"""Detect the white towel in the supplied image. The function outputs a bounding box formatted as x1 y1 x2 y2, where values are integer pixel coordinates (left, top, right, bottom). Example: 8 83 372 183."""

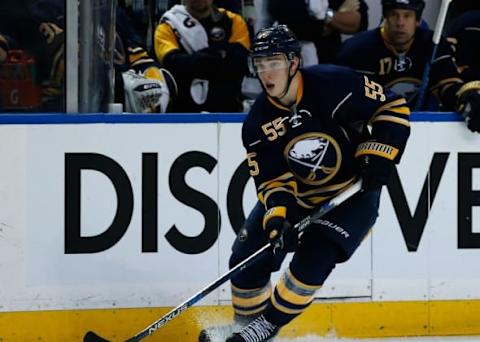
161 5 209 105
161 5 209 53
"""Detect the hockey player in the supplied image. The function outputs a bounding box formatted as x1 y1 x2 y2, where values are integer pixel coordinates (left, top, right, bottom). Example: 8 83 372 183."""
336 0 480 133
115 6 177 113
200 24 410 342
447 10 480 83
446 10 480 133
0 0 65 111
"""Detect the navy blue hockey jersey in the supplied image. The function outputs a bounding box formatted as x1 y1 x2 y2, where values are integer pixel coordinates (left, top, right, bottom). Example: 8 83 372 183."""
337 27 463 110
242 65 410 211
447 10 480 82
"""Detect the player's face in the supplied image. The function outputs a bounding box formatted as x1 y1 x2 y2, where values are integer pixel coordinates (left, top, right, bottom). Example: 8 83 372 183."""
254 55 291 97
384 9 420 46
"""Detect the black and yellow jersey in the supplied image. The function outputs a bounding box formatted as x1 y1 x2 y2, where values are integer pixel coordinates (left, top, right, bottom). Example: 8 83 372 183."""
154 6 250 112
243 65 410 210
337 26 463 110
155 7 249 63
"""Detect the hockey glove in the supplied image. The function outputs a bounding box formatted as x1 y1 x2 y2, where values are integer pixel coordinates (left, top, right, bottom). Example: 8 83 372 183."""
263 206 298 253
358 154 395 192
457 82 480 133
199 46 227 60
122 66 177 113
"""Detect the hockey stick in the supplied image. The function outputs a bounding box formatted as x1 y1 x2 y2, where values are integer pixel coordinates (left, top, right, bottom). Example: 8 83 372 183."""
414 0 452 110
84 179 363 342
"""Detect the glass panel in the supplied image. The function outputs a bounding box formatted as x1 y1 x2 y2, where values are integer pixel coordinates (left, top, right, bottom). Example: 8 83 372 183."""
79 0 116 113
0 0 65 112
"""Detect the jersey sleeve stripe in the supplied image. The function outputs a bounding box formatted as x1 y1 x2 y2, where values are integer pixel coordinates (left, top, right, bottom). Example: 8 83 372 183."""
355 141 399 161
429 77 463 91
372 98 408 117
261 187 296 205
258 172 295 191
370 115 410 127
295 178 357 208
384 106 410 115
432 54 452 64
260 180 297 193
456 81 480 97
297 177 356 197
295 198 316 209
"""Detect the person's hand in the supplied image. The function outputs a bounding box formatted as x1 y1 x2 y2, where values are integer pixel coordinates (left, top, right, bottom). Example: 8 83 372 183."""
338 0 360 12
198 46 227 60
457 89 480 133
307 0 330 20
263 206 298 252
358 154 395 192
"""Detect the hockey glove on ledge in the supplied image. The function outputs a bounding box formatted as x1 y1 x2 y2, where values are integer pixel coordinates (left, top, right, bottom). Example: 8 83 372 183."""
358 154 395 192
263 206 298 252
457 81 480 133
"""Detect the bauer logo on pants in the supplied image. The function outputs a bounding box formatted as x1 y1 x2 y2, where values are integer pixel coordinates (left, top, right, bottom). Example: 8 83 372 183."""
314 218 350 239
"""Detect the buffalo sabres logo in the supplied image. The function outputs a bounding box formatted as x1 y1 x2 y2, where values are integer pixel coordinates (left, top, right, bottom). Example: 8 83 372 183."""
289 108 312 128
210 27 226 42
284 133 341 185
394 54 413 72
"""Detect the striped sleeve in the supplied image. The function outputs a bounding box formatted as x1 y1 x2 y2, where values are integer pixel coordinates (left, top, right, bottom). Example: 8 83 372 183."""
362 96 411 163
257 172 297 205
369 97 410 128
427 38 464 110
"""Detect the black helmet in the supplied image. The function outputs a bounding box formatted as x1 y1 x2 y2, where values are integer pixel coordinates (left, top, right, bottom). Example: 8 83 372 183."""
382 0 425 18
250 25 301 61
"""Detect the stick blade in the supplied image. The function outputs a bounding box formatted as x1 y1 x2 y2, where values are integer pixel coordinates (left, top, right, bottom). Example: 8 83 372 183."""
84 331 111 342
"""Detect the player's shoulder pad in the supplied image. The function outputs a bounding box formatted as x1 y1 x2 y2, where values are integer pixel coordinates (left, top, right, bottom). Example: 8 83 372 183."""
243 93 268 128
414 26 434 43
303 64 359 84
341 28 380 53
447 10 480 36
242 93 268 146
